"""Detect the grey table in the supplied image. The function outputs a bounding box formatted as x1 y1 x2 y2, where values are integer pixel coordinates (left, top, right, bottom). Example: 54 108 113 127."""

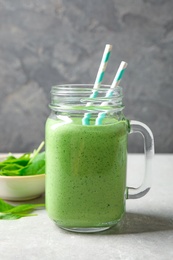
0 154 173 260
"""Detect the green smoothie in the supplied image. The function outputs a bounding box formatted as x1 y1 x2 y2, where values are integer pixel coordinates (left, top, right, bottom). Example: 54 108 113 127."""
45 116 128 229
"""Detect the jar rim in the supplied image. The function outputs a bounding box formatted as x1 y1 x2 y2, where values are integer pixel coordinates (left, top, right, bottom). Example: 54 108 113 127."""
49 84 124 113
51 84 122 94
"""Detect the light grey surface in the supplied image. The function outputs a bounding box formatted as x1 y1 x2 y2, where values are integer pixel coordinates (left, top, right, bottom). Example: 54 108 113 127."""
0 1 173 153
0 154 173 260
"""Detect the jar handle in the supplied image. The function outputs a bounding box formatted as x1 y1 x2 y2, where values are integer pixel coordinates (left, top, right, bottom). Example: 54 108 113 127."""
127 120 155 199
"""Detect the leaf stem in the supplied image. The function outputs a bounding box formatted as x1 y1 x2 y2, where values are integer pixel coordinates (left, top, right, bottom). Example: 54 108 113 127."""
29 141 45 164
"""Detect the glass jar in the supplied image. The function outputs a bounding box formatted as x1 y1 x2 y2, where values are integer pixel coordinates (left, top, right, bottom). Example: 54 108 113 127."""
45 84 154 233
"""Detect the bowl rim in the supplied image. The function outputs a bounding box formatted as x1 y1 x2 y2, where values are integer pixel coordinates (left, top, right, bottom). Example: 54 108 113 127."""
0 173 45 179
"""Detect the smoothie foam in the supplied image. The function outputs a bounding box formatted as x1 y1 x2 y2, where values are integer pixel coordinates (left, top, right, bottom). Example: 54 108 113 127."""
46 117 127 228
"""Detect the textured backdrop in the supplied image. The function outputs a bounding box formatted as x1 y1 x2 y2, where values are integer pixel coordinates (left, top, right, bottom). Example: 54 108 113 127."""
0 0 172 153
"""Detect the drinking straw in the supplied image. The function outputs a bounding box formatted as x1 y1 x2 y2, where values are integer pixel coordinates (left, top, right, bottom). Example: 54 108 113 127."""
104 61 128 101
95 61 128 125
89 44 112 98
82 44 112 125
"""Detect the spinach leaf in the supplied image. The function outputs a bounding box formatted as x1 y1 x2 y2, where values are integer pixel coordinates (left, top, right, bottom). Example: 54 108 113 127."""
2 164 23 171
19 159 45 176
0 164 23 176
0 198 14 212
31 151 45 163
0 170 20 176
0 155 30 167
5 204 45 214
0 141 45 176
0 198 45 220
0 213 37 220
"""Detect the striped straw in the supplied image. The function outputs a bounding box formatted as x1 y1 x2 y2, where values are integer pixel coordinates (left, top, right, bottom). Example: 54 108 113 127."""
95 61 128 125
106 61 128 99
86 44 112 105
82 44 112 125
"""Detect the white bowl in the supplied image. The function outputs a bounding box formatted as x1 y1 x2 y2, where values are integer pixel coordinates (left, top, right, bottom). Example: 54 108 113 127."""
0 174 45 201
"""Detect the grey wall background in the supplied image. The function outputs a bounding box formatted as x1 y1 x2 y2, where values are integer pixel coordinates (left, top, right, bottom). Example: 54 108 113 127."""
0 0 172 153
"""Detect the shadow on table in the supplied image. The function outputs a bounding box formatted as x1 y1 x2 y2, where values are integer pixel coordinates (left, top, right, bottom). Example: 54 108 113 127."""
27 193 45 204
99 212 173 235
27 196 173 235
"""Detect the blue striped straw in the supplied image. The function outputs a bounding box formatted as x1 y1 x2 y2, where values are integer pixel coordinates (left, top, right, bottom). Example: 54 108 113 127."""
105 61 128 99
90 44 112 98
82 44 112 125
95 61 128 125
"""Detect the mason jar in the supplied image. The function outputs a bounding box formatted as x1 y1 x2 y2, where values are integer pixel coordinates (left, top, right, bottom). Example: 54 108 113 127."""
45 84 154 233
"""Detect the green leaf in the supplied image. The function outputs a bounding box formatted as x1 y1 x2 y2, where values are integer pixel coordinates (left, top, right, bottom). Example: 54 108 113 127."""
1 164 23 176
0 198 45 220
6 155 16 160
31 151 45 163
19 159 45 176
0 198 14 212
6 204 45 214
2 164 23 171
0 141 45 176
19 153 31 160
0 157 29 167
0 213 21 220
0 170 20 176
0 213 37 220
0 163 10 170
